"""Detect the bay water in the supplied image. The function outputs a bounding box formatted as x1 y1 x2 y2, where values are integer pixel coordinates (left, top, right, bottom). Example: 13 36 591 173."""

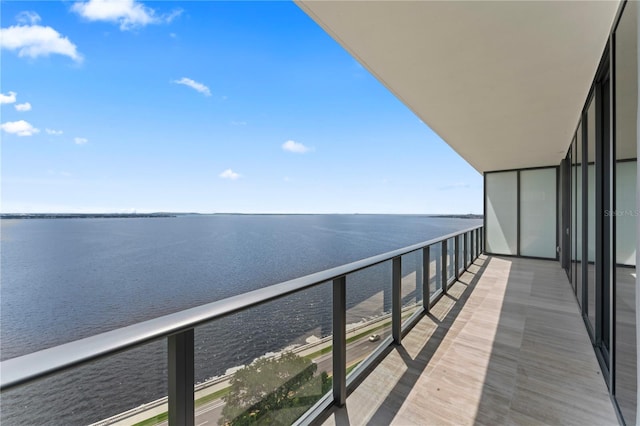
0 215 481 425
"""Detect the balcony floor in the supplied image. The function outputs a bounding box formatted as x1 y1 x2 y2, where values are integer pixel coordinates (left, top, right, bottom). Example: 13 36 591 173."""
322 255 618 425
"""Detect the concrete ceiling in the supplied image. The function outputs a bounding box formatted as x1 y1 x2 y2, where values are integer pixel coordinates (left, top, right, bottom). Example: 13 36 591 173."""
296 0 620 173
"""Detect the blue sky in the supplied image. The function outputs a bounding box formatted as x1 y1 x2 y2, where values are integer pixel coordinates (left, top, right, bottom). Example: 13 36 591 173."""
1 1 482 214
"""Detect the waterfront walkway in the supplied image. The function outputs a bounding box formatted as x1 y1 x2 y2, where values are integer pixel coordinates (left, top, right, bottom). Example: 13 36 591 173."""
321 255 618 425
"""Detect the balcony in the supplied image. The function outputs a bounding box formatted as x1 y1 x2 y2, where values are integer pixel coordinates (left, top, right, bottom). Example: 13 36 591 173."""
321 255 618 425
0 226 620 425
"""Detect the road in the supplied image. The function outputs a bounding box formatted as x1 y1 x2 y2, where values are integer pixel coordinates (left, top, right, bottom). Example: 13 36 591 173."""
163 325 393 426
314 327 392 373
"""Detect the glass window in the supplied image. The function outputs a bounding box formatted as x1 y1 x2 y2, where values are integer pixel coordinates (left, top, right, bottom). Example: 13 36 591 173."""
575 122 583 307
520 168 557 258
614 2 638 423
485 171 518 255
586 95 596 332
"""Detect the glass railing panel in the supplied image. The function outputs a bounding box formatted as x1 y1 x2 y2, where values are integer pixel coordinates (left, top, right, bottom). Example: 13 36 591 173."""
430 242 443 298
192 281 332 426
0 341 167 425
400 251 422 321
447 237 455 284
346 260 391 376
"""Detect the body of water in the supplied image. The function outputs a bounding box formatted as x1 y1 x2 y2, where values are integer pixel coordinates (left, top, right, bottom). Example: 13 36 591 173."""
0 214 480 425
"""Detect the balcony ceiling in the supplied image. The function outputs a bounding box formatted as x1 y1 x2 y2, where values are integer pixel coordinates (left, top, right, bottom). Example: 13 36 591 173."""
296 1 620 173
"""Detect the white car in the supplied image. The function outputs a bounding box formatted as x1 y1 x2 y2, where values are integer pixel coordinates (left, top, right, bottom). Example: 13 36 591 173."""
368 334 381 342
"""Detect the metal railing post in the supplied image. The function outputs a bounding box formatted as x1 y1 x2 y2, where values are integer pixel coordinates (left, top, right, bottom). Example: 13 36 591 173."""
332 276 346 406
168 329 194 426
464 232 469 269
442 240 448 293
454 235 460 281
392 256 402 344
422 246 430 313
470 231 474 263
471 229 478 260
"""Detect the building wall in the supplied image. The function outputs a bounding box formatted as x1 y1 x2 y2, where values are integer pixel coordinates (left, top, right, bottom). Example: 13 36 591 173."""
483 3 638 423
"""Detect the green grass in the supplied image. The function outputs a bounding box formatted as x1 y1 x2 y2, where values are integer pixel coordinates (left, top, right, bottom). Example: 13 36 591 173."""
195 386 231 406
346 361 361 376
132 386 231 426
132 411 168 426
303 344 333 361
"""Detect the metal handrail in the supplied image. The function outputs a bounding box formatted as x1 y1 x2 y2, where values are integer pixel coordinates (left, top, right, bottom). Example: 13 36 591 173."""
0 224 483 422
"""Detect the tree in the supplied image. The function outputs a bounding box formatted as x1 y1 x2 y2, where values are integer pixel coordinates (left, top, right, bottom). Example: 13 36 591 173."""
220 352 330 425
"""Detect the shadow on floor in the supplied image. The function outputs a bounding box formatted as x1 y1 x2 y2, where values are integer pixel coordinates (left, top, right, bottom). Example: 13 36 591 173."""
318 255 490 425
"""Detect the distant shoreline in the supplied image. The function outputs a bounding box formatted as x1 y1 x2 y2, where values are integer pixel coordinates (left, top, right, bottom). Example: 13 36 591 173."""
0 213 482 220
0 213 177 219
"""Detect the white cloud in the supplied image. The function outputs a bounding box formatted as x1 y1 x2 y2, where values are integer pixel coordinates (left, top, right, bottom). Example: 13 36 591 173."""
163 9 182 24
16 11 41 25
0 24 82 62
219 169 241 180
15 102 32 112
71 0 182 31
173 77 211 96
46 128 63 135
74 137 88 145
1 120 40 136
0 91 17 104
282 140 312 154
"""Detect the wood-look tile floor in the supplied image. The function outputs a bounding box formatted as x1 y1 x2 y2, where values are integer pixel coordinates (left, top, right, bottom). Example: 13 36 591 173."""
321 255 618 426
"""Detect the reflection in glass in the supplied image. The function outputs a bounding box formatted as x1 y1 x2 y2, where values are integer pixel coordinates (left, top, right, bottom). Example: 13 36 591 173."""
614 2 637 423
